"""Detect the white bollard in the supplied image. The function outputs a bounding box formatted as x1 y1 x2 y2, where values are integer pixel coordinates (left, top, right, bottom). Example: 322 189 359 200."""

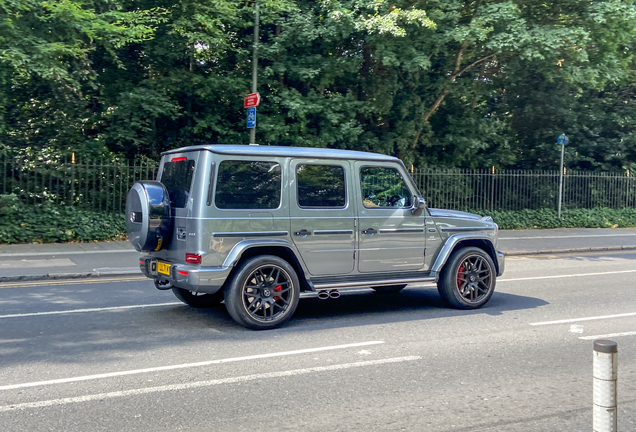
593 339 618 432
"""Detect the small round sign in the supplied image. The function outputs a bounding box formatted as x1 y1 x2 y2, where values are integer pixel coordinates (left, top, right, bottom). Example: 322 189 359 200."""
557 134 569 146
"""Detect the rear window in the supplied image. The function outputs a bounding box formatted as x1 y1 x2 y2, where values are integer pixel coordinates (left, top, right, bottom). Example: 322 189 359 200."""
215 161 281 209
161 159 195 208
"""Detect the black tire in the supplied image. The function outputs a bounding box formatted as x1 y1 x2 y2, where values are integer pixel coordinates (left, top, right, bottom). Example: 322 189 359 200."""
371 284 407 294
224 255 300 330
172 287 224 308
437 247 496 309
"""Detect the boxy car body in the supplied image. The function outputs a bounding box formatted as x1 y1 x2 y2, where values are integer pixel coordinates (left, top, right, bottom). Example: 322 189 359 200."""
126 145 505 329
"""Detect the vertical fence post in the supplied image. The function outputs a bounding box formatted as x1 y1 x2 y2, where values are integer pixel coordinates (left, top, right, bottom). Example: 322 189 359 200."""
626 170 630 209
593 339 618 432
490 166 495 212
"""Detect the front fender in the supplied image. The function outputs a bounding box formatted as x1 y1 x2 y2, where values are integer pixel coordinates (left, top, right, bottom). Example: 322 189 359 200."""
430 233 502 275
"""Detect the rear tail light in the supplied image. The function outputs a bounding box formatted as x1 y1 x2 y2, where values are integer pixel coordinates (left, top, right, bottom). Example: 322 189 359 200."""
185 253 201 264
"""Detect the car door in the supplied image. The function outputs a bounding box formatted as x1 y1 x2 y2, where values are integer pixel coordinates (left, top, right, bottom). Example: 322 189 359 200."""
289 159 355 276
354 162 426 273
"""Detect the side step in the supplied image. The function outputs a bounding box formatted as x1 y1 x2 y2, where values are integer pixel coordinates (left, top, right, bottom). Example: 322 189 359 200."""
309 273 437 291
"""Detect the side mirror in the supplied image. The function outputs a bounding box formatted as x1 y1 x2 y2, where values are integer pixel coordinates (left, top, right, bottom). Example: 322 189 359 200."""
411 196 426 214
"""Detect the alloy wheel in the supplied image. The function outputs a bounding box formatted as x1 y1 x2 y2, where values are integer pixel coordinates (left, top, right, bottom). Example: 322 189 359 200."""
241 265 293 322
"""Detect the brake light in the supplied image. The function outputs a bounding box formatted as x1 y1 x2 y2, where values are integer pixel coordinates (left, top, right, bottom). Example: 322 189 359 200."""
185 253 201 264
171 157 187 162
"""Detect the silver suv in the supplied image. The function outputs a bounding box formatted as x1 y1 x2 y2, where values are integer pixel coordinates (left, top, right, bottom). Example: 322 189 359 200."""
126 145 505 329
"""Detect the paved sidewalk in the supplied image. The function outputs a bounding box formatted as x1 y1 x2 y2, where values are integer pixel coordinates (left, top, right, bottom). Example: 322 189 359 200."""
1 228 635 282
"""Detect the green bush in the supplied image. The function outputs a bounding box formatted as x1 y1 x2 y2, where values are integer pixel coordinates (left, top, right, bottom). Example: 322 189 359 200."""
2 194 636 243
483 208 636 230
0 196 126 244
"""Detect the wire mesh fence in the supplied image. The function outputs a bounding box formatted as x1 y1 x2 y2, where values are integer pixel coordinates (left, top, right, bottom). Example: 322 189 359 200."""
1 148 634 213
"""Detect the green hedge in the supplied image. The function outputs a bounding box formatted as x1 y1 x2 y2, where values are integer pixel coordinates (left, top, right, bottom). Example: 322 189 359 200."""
0 195 125 244
2 194 636 243
483 208 636 230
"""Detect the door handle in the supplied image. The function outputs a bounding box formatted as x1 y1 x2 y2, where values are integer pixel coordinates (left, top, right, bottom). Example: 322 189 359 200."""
294 229 311 237
362 228 377 236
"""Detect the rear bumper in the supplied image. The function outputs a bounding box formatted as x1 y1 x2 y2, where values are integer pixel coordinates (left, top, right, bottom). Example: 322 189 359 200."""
140 257 231 294
496 251 505 277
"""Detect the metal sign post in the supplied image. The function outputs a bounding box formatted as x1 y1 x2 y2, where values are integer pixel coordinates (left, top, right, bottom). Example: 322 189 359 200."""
249 1 259 144
557 134 568 218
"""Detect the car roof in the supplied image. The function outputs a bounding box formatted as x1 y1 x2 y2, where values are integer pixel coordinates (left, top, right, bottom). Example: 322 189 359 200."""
162 144 400 163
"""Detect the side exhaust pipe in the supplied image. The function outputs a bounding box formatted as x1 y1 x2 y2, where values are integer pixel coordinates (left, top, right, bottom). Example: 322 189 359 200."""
329 289 340 299
318 290 330 300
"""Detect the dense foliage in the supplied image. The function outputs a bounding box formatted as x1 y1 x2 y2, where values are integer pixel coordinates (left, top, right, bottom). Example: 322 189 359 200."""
2 192 636 243
2 0 636 171
0 195 125 243
485 207 636 229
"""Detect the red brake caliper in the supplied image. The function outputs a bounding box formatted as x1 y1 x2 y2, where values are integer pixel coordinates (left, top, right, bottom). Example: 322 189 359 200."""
457 264 465 291
273 285 282 301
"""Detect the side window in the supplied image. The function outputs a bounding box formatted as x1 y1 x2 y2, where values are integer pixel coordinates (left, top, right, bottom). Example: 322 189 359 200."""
360 166 412 209
297 164 346 208
215 161 281 209
161 158 195 209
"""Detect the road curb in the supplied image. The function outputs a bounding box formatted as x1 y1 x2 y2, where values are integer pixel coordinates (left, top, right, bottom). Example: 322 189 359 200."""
0 270 142 283
1 245 635 283
504 245 636 256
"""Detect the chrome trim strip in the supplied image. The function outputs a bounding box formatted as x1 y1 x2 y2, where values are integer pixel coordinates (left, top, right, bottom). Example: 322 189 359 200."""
313 230 354 235
312 276 436 290
212 231 289 238
378 228 425 234
440 226 494 233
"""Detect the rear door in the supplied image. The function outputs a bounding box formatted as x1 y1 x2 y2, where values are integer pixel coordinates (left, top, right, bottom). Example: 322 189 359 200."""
157 151 200 261
289 159 355 276
354 162 426 273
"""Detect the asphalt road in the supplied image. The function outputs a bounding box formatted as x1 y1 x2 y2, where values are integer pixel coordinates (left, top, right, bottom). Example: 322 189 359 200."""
1 250 636 431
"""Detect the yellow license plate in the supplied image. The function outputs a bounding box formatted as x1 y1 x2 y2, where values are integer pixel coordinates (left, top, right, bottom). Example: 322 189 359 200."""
157 262 171 275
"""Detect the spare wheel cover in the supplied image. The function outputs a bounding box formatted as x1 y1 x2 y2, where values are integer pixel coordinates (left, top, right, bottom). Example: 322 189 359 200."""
125 181 172 252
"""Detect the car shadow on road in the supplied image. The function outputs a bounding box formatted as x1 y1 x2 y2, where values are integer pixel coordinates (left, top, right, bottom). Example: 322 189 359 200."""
0 286 547 370
284 286 548 330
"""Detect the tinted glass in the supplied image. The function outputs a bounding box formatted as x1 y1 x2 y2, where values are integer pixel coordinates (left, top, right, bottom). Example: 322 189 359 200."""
360 166 412 208
161 159 195 208
297 164 345 208
215 161 281 209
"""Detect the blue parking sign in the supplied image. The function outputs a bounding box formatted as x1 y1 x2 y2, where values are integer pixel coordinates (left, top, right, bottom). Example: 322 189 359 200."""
247 107 256 128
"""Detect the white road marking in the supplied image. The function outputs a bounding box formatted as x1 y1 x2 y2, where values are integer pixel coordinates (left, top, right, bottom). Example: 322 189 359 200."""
0 302 182 319
0 341 385 391
531 312 636 326
0 356 419 412
579 331 636 340
498 269 636 283
499 234 636 240
569 325 584 334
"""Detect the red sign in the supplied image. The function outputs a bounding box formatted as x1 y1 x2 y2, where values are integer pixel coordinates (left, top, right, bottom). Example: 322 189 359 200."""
244 92 261 108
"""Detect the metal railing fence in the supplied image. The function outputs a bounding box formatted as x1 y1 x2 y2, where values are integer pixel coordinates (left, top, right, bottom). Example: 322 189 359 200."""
411 168 636 212
0 149 634 213
0 151 158 213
